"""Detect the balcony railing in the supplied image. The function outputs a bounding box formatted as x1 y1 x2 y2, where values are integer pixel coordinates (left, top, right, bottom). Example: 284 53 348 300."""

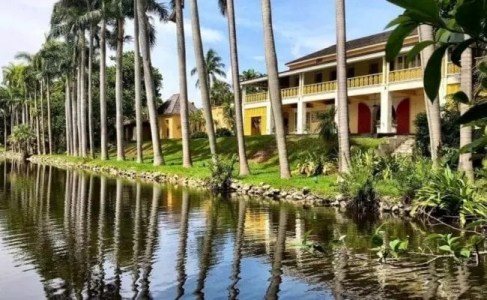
245 92 267 103
389 67 422 82
447 62 461 74
347 73 382 88
303 81 336 95
244 68 425 103
281 87 299 98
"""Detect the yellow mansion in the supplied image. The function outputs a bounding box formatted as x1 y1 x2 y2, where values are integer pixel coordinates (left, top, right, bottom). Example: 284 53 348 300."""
241 31 461 136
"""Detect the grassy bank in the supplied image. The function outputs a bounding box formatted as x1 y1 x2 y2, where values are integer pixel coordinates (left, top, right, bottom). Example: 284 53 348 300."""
40 135 385 196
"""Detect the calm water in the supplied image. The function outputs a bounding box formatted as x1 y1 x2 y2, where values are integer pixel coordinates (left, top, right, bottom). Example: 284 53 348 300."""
1 161 487 299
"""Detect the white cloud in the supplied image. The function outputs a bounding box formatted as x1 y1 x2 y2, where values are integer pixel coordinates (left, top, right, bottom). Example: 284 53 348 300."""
0 0 57 81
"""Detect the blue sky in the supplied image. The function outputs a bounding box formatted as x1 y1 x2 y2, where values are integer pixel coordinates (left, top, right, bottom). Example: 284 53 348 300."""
0 0 404 106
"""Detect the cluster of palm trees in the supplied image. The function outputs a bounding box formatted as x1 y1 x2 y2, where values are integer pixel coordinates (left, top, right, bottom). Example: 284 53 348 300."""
1 0 354 179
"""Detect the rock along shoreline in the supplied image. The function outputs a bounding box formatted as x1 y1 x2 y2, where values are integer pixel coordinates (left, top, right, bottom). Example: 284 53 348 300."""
1 153 410 214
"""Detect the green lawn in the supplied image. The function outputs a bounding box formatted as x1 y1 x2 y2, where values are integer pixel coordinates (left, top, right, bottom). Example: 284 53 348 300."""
44 135 385 196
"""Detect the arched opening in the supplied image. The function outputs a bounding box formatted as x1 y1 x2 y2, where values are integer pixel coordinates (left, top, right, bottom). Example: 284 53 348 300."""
396 98 410 134
357 102 372 134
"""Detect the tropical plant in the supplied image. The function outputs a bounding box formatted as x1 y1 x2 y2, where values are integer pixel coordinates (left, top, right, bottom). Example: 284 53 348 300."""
189 0 218 159
335 0 351 173
208 155 237 193
413 166 487 225
191 131 208 139
384 0 487 164
216 0 250 176
295 151 336 177
8 124 35 159
317 107 338 144
260 0 291 179
171 0 192 168
136 0 166 166
191 49 226 89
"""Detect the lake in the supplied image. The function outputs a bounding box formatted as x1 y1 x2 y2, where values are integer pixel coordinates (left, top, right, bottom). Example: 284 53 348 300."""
0 160 486 299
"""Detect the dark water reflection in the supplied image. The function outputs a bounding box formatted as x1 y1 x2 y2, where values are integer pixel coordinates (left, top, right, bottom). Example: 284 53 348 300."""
1 161 487 299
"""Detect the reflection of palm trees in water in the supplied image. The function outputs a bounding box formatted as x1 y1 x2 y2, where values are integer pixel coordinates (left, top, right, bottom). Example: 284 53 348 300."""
175 190 190 299
265 208 288 300
228 199 246 299
139 185 161 298
131 182 142 298
93 176 107 296
194 199 220 299
112 179 123 298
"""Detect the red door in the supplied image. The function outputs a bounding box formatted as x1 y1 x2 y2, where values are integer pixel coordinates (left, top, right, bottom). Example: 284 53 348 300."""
396 99 410 134
357 103 372 134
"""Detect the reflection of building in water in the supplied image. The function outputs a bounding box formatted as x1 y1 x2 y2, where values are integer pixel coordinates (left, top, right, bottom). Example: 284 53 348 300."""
243 210 272 254
295 213 305 268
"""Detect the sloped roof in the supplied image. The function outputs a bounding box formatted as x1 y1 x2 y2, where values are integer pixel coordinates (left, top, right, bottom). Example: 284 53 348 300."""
158 94 198 115
286 31 416 66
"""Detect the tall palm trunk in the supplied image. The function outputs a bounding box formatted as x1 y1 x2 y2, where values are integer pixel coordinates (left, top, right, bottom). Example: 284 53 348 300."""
80 30 88 157
226 0 250 175
65 77 72 155
115 17 125 161
137 0 164 166
72 73 79 156
77 55 82 156
99 10 108 160
40 80 46 155
459 37 474 179
88 25 95 158
134 0 144 164
34 89 41 155
418 25 442 163
175 0 192 168
335 0 350 173
189 0 218 158
260 0 290 178
46 79 53 154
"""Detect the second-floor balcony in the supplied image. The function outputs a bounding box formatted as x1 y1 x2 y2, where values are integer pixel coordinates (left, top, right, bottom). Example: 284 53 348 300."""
244 64 461 104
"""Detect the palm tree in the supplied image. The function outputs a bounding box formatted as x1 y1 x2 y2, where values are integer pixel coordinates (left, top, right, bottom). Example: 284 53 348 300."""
459 36 473 179
99 0 109 160
218 0 250 175
335 0 350 173
134 0 144 163
190 48 226 89
418 25 442 163
113 0 127 161
189 0 218 158
172 0 192 168
136 0 165 166
260 0 290 179
240 69 264 82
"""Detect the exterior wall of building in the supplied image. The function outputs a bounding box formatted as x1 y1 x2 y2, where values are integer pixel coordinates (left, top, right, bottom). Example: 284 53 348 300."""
158 115 182 139
244 107 267 136
211 107 232 130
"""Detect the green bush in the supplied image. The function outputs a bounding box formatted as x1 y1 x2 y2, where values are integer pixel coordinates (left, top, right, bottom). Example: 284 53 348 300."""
208 155 237 193
295 151 336 177
340 149 378 209
413 166 487 225
191 131 208 139
215 128 233 137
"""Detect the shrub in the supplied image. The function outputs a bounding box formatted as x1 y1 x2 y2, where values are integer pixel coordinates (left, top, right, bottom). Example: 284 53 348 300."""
295 151 336 177
413 166 487 225
191 131 208 139
208 155 237 193
340 149 378 210
215 128 233 137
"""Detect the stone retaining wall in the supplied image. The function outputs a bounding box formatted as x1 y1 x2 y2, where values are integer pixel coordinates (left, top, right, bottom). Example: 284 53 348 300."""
26 155 410 214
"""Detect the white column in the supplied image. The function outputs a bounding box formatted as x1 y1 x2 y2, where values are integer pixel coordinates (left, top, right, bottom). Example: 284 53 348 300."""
379 88 392 133
382 57 388 84
298 73 305 95
296 101 305 134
